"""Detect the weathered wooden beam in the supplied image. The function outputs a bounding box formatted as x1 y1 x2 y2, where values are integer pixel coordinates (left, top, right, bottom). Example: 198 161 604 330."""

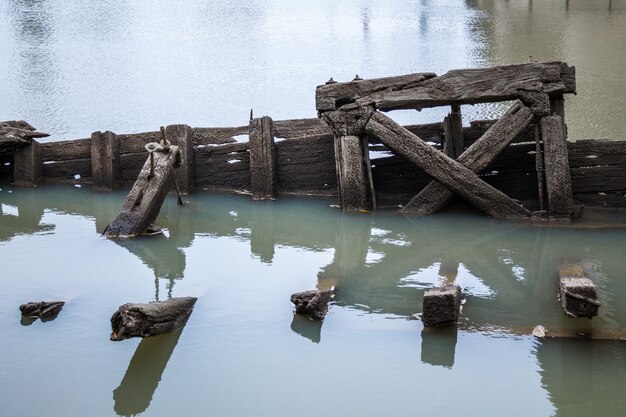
91 130 120 190
442 105 464 158
249 116 277 200
166 124 194 195
400 102 535 216
110 297 197 341
558 263 599 319
335 135 375 211
13 139 42 187
105 145 181 238
316 72 437 113
317 62 575 112
541 115 575 215
0 120 49 151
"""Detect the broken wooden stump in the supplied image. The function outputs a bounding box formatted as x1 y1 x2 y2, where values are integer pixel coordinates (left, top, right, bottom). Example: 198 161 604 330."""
19 301 65 319
110 297 197 341
291 289 334 321
558 263 600 319
249 116 277 200
104 142 181 238
91 130 120 190
422 285 462 327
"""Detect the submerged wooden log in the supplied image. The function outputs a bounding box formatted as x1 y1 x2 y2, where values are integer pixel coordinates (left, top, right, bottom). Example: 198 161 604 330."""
402 101 535 215
105 145 181 238
19 301 65 319
291 289 334 321
110 297 197 341
422 285 462 327
365 112 531 219
542 115 575 216
558 263 600 319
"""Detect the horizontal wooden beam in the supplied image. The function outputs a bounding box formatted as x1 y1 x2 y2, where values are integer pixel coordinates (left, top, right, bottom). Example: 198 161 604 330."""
316 62 575 112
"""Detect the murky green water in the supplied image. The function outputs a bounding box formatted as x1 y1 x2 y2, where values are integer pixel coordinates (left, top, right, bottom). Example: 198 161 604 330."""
1 1 626 416
1 186 625 417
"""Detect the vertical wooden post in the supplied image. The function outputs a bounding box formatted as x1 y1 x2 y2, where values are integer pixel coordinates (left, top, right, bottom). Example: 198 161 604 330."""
541 115 575 215
534 124 546 211
334 135 375 212
249 116 276 200
13 139 42 187
166 124 194 195
442 105 464 158
91 131 120 190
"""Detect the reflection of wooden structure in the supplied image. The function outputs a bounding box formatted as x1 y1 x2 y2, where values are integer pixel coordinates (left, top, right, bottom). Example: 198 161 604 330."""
316 62 577 218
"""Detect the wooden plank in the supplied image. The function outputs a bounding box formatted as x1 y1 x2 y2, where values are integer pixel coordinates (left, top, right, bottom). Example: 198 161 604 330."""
193 126 246 146
249 116 276 200
91 131 120 190
335 135 375 211
570 165 626 193
105 146 181 238
42 158 91 182
317 62 575 111
541 115 575 215
40 138 91 161
166 124 194 194
442 105 464 158
568 140 626 168
316 72 437 112
401 101 535 215
273 118 332 139
118 131 160 154
13 140 42 187
194 143 250 191
366 112 531 218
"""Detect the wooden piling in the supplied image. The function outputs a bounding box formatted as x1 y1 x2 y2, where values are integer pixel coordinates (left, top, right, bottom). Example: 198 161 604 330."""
91 130 120 190
442 105 464 158
422 285 462 327
166 124 194 195
105 145 181 238
13 139 42 187
558 262 600 318
335 135 375 211
249 116 277 200
541 115 575 215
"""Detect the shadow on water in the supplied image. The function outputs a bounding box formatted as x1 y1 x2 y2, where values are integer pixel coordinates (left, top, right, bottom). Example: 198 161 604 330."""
290 314 323 344
113 328 184 417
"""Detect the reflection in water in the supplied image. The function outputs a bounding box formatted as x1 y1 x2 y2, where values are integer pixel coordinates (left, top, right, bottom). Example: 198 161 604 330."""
113 328 184 417
290 314 322 344
421 327 458 368
2 186 626 416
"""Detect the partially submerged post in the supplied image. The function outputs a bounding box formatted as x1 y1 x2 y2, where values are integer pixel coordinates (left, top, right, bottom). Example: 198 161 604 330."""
249 116 277 200
558 262 600 318
91 130 120 190
1 121 48 187
104 130 181 238
422 285 462 327
291 289 334 321
110 297 197 341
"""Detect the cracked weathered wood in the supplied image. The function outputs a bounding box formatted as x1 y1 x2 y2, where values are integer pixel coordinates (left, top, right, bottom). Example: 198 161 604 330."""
105 146 181 238
249 116 276 200
334 135 375 211
13 139 42 187
291 289 334 321
541 115 575 215
365 112 530 218
110 297 197 341
558 263 599 319
91 130 120 190
316 72 437 112
402 101 535 215
442 105 464 158
166 124 194 195
364 62 575 110
19 301 65 319
422 285 462 327
0 120 49 151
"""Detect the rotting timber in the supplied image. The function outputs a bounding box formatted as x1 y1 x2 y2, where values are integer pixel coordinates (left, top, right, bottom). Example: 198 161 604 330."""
2 61 625 218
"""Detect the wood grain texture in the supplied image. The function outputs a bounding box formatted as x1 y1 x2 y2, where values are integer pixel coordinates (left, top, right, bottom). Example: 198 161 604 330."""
541 115 575 215
41 138 91 161
352 62 576 111
335 135 374 211
401 102 535 215
365 112 531 219
91 131 120 190
167 124 194 194
13 140 42 187
249 116 276 200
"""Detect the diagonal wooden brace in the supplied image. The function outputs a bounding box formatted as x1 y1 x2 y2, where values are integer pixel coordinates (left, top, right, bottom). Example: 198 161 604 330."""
402 101 536 215
364 112 531 219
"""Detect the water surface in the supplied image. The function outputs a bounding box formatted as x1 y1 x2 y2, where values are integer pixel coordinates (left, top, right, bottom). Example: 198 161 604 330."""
1 186 625 417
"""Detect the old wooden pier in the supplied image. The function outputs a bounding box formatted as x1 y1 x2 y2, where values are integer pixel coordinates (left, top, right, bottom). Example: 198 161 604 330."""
1 61 625 221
